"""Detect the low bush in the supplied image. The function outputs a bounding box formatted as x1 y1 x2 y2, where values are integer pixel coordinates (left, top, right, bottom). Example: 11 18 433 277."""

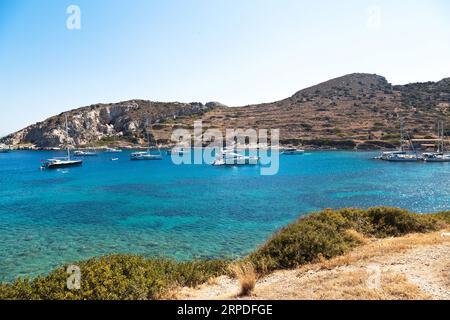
0 256 228 300
248 207 445 273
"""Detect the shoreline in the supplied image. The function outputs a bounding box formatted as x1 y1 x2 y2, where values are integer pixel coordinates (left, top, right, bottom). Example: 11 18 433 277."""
1 146 395 152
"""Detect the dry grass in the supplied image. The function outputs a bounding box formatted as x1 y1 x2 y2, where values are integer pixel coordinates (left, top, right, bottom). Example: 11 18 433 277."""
299 231 447 273
229 262 256 297
177 230 449 300
443 262 450 287
345 229 369 244
310 271 430 300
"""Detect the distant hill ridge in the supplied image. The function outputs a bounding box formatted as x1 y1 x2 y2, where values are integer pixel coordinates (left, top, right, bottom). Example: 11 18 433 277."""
2 73 449 149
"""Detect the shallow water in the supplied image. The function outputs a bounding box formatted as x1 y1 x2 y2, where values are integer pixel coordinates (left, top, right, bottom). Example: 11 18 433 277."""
0 150 449 281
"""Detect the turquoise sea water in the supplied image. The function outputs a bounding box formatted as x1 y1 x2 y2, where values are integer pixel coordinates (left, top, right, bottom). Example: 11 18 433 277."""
1 150 450 281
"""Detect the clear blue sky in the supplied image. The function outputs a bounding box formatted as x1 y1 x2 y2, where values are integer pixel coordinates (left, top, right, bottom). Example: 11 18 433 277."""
1 0 449 136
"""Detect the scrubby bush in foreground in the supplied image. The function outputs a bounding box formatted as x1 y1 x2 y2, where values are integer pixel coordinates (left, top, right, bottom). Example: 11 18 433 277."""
0 256 228 300
248 207 448 273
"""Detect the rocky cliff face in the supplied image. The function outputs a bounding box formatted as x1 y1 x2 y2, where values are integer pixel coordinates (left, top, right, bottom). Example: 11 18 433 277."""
0 100 217 148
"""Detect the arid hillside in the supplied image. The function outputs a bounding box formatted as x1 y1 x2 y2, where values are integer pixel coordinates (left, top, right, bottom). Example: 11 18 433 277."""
2 73 449 149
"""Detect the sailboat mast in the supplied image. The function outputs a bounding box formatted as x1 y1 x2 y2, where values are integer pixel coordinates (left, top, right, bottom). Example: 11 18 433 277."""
65 115 70 160
147 130 150 152
400 118 404 152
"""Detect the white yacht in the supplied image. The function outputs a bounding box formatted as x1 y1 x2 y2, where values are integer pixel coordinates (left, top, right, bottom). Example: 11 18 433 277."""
42 157 83 169
130 151 163 160
41 116 83 169
282 147 305 155
212 147 259 166
0 146 10 153
74 150 98 157
104 147 122 153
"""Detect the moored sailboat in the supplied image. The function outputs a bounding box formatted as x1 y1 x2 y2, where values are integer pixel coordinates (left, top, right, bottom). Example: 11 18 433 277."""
130 120 163 161
41 115 83 169
375 119 420 162
423 121 450 162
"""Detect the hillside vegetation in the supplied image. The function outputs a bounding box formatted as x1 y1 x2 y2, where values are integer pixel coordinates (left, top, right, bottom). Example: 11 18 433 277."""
0 207 448 300
2 74 450 149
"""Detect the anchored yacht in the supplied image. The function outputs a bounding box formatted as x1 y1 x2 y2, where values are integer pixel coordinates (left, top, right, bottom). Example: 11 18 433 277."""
104 147 122 153
130 120 163 161
41 116 83 169
212 147 259 166
74 150 98 157
423 121 450 162
282 147 305 155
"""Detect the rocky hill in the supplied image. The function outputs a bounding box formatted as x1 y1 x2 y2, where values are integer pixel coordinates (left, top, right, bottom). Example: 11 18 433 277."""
0 100 219 148
2 73 449 149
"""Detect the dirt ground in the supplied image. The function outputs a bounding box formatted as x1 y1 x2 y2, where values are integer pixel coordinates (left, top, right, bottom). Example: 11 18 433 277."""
177 231 450 300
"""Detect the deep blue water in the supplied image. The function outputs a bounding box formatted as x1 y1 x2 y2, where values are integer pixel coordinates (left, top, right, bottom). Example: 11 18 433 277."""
1 150 450 281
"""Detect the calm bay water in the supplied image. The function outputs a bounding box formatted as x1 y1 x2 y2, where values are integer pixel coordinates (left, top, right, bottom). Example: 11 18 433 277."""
1 150 450 281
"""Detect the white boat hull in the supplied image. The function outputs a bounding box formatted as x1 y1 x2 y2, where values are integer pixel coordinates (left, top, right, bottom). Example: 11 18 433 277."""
43 159 83 169
282 150 305 155
424 157 450 162
130 152 163 160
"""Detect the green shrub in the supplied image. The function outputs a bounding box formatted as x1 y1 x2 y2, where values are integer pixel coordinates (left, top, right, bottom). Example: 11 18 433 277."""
248 207 443 273
0 256 228 300
362 207 438 237
430 211 450 225
248 211 362 273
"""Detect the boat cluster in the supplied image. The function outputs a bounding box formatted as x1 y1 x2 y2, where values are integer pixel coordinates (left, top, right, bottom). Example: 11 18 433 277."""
374 120 450 163
374 151 450 162
8 116 309 170
211 145 305 166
